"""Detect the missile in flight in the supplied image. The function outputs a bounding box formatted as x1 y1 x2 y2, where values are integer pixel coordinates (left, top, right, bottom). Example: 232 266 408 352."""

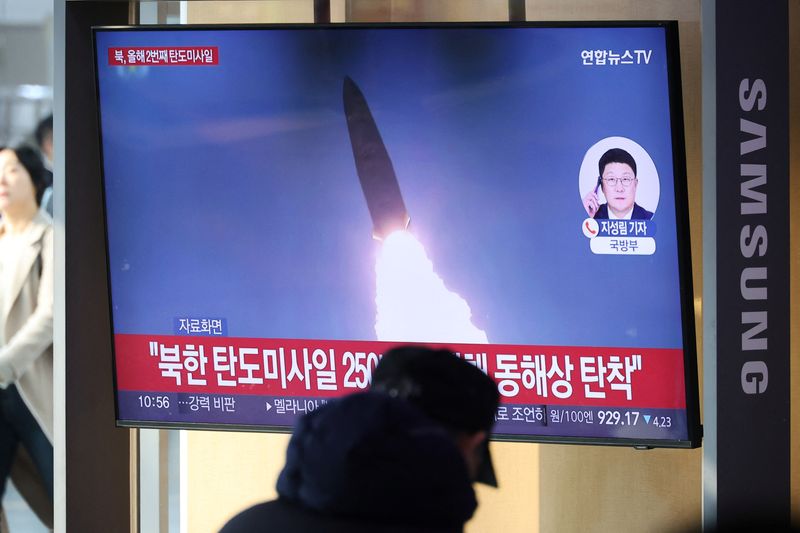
343 76 410 240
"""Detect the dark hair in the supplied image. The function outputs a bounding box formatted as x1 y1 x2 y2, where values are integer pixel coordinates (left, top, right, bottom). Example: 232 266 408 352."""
3 146 48 206
371 346 500 434
598 147 637 177
370 345 501 487
35 114 53 148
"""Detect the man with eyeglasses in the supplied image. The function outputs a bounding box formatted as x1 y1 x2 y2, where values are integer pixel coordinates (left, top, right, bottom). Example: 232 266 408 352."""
582 147 654 220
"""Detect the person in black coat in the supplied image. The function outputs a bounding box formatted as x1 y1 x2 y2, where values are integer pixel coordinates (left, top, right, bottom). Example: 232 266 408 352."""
220 346 500 533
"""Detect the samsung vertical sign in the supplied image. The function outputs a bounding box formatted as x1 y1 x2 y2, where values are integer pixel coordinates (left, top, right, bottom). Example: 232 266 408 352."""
738 77 769 396
716 0 790 525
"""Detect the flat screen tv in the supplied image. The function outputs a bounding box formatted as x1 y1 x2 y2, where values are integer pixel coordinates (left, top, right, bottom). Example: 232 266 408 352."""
93 22 701 448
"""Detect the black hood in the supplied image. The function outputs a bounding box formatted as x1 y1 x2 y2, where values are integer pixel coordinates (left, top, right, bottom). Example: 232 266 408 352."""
276 392 477 529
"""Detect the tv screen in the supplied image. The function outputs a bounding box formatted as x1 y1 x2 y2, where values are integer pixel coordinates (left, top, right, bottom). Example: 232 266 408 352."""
94 22 701 448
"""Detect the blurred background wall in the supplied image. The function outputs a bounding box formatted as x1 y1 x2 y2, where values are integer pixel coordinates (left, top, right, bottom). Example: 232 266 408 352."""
0 0 53 146
0 2 52 530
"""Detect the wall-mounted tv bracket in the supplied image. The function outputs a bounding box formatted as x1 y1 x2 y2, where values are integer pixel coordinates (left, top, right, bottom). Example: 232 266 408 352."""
314 0 330 24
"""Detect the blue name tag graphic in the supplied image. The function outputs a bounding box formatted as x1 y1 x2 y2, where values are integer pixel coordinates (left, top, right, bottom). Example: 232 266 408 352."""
596 219 656 238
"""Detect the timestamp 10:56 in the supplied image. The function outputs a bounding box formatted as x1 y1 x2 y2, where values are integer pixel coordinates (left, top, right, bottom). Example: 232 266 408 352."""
138 395 170 409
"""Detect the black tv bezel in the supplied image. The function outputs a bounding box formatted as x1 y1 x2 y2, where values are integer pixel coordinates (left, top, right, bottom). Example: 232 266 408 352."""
92 20 702 449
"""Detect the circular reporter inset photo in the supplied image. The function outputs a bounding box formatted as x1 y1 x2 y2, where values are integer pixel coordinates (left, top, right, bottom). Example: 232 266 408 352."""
579 136 660 221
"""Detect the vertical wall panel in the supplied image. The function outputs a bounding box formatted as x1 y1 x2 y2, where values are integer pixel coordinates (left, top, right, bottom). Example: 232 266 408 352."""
788 0 799 523
64 2 132 532
186 432 289 533
715 0 790 524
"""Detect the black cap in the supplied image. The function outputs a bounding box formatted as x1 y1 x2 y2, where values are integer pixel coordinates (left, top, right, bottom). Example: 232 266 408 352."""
371 345 500 486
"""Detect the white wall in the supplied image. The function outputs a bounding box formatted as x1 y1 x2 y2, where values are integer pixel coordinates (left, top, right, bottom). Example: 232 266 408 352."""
0 0 52 25
0 21 52 146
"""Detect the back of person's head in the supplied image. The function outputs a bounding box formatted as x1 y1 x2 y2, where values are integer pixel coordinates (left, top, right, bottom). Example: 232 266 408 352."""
224 347 500 533
35 115 53 149
2 145 48 206
371 345 500 485
276 391 479 530
599 147 637 176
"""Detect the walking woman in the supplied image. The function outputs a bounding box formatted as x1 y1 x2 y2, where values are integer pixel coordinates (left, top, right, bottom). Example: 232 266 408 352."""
0 145 54 529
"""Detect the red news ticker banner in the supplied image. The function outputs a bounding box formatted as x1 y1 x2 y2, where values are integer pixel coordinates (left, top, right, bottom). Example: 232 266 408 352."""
107 47 219 66
114 334 687 409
